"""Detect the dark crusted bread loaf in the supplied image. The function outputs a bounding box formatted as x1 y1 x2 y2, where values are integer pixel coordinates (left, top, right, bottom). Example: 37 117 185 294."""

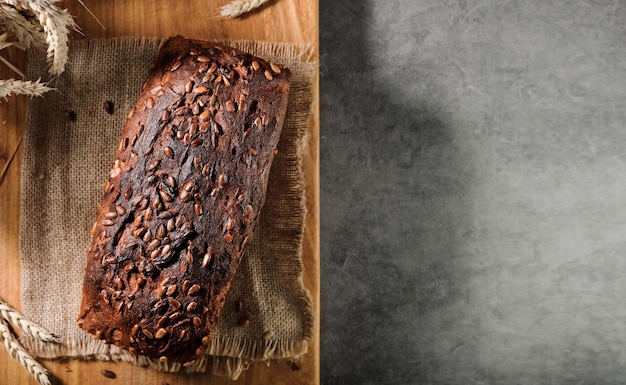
77 36 290 364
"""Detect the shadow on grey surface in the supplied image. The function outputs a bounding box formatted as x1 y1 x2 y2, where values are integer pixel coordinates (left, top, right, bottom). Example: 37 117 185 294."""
320 1 475 384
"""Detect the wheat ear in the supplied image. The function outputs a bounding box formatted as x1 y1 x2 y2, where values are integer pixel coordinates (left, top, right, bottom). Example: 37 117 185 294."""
0 3 46 49
0 78 52 100
0 300 59 343
220 0 270 18
3 0 77 75
0 317 52 385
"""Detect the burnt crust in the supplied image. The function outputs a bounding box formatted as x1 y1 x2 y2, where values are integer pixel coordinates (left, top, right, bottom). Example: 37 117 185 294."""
77 36 291 364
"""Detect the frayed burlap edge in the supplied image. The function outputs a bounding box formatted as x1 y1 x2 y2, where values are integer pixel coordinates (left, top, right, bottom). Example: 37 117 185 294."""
19 36 316 380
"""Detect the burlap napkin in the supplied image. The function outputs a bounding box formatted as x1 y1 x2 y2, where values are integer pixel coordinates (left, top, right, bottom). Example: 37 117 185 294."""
19 37 315 379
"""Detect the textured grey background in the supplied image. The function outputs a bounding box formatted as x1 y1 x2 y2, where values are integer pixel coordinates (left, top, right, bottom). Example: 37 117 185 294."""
320 1 626 384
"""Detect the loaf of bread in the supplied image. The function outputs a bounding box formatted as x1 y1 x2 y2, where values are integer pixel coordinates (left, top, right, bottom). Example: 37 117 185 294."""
77 36 290 364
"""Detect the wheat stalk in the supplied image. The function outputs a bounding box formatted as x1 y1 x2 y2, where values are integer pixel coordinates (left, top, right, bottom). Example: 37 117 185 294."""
220 0 270 18
0 300 59 343
2 0 77 76
0 34 27 76
0 316 52 385
0 78 52 100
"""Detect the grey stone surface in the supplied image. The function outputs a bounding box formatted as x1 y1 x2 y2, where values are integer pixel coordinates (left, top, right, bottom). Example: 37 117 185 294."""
319 1 626 384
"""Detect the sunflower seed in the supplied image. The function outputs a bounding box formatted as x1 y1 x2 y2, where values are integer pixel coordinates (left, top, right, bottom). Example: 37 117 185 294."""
193 316 202 326
163 220 174 234
175 106 190 116
156 223 166 238
190 122 199 136
194 85 208 94
154 328 167 339
251 60 260 71
185 80 194 93
133 227 146 238
142 329 154 339
115 205 126 216
264 70 273 80
186 301 197 312
201 163 210 177
147 239 161 251
159 189 173 202
187 284 201 295
270 63 281 73
151 196 161 209
163 147 174 158
101 370 117 379
109 167 121 179
171 60 182 71
181 132 191 145
170 298 181 310
162 70 171 84
201 252 212 268
217 174 228 188
166 175 177 189
180 190 193 203
182 179 195 192
150 248 161 259
194 202 203 215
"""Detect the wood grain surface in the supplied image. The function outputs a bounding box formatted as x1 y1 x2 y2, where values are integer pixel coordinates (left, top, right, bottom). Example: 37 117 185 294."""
0 0 319 384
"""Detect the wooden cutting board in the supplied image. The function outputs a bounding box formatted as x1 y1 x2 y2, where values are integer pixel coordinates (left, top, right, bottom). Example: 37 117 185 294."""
0 0 319 384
